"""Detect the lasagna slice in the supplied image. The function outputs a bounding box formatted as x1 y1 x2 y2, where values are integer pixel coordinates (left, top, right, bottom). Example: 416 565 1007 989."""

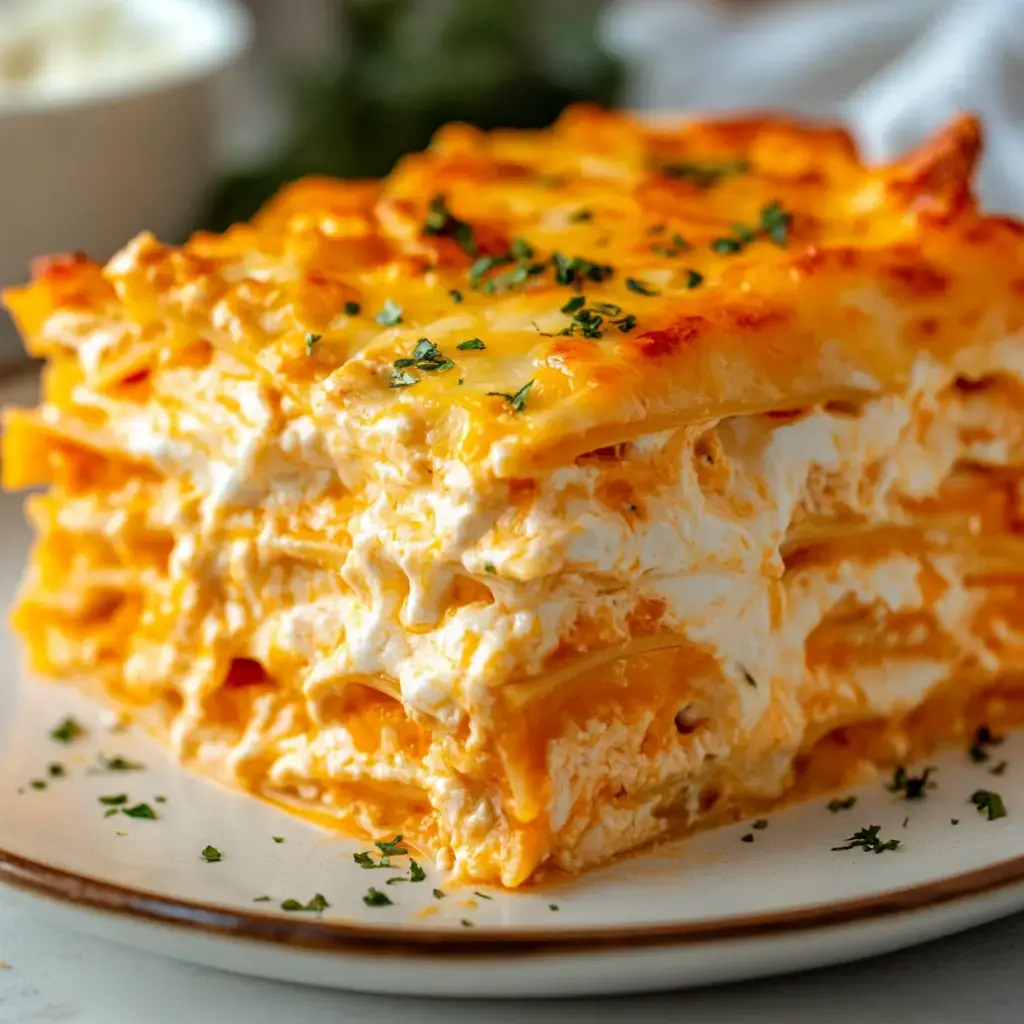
5 109 1024 887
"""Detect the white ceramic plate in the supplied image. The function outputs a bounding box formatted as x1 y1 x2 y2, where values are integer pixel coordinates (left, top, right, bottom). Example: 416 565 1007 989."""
4 379 1024 998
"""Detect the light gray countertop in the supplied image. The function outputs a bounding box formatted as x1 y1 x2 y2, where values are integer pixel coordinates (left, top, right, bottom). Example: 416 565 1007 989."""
1 896 1022 1023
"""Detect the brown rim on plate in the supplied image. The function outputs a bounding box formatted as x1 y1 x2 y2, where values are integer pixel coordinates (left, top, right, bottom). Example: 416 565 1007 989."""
2 843 1024 957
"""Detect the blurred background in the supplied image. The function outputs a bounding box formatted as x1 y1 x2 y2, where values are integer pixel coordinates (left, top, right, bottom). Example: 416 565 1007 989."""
1 0 1023 364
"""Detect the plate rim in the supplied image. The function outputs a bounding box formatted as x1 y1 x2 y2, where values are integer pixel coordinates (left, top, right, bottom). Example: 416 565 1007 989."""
4 841 1024 958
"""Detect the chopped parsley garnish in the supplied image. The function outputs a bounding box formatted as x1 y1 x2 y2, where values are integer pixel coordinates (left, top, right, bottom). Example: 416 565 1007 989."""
951 818 960 825
375 834 408 857
971 789 1008 821
375 299 403 327
990 760 1008 776
549 904 559 912
449 289 463 304
487 379 534 413
50 717 83 744
711 201 794 255
460 919 474 928
353 851 380 869
362 887 393 908
457 338 486 351
752 819 768 830
344 301 360 316
409 859 426 882
968 724 1003 763
122 803 157 820
683 269 704 290
832 825 900 854
386 876 408 886
154 795 166 803
902 815 910 829
625 277 659 296
422 194 477 256
392 338 455 379
741 833 754 843
483 562 497 574
272 836 284 844
711 237 743 254
554 295 633 339
201 845 222 863
469 252 515 288
432 888 446 900
550 251 613 289
282 893 330 913
568 208 593 223
389 369 418 389
651 232 692 257
760 200 792 247
888 765 936 800
29 779 46 791
828 796 857 812
389 337 458 389
103 808 119 818
305 332 322 355
739 666 757 688
96 755 145 772
47 763 64 778
253 896 272 902
658 157 750 188
98 793 128 806
474 891 493 900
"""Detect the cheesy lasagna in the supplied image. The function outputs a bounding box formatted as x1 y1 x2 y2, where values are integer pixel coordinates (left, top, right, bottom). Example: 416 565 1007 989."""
6 108 1024 887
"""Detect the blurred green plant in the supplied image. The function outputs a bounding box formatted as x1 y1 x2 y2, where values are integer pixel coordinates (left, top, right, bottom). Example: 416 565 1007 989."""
205 0 622 230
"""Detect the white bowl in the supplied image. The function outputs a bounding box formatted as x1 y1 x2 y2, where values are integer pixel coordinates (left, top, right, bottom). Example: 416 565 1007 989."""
0 0 252 365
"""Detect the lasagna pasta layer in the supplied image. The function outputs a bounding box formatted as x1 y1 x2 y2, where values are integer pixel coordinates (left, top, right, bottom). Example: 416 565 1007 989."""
5 109 1024 886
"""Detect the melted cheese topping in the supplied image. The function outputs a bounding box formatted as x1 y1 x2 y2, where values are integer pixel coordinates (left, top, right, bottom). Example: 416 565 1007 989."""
6 109 1024 886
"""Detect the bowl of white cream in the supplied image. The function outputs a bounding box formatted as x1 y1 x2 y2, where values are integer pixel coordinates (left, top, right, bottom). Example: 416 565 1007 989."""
0 0 251 364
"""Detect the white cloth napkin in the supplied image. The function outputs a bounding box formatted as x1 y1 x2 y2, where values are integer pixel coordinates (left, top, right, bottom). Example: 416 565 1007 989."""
602 0 1024 212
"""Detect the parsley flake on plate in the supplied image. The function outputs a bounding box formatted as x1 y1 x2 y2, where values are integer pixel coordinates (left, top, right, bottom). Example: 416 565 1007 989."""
122 803 157 820
201 845 222 863
95 754 145 772
305 332 322 355
98 793 128 806
888 765 936 800
282 893 330 913
831 825 900 854
362 887 393 908
827 796 857 812
409 859 427 883
432 888 446 900
344 301 361 316
969 724 1003 763
457 338 485 351
50 717 83 744
971 790 1008 821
